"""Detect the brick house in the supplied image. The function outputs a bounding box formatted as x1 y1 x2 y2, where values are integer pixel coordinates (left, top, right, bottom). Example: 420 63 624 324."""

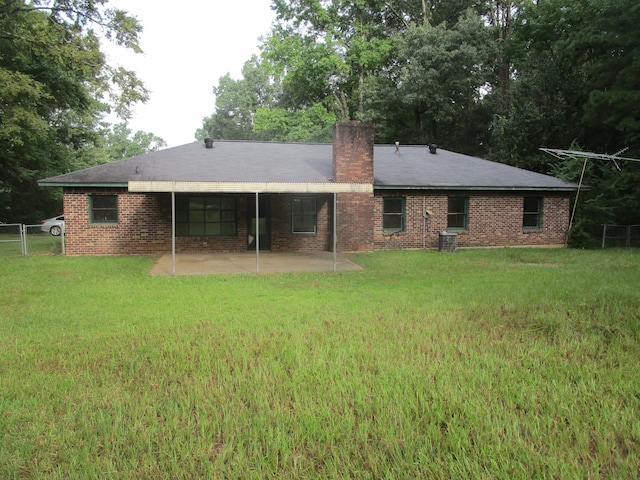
39 121 579 256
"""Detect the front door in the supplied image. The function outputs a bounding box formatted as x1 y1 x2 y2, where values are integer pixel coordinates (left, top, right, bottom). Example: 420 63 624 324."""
248 195 271 250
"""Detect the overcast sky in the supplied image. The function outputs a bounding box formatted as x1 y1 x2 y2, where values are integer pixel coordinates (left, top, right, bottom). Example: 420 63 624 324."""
104 0 276 148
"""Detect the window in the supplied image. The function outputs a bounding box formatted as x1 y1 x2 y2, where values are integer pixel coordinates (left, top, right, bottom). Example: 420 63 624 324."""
175 195 236 236
292 197 316 233
523 196 543 229
90 195 118 223
383 197 405 232
448 197 469 230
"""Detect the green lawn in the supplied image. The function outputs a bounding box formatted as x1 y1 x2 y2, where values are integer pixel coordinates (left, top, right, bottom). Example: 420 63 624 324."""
1 249 639 479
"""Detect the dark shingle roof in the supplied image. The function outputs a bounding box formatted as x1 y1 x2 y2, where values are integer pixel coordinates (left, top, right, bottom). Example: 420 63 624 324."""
39 140 579 191
374 145 578 190
40 141 334 185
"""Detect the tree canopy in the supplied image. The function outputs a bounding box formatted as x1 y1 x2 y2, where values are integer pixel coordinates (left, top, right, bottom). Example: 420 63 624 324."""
0 0 153 222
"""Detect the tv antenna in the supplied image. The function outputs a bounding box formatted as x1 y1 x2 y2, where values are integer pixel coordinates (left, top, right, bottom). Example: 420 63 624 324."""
539 147 640 243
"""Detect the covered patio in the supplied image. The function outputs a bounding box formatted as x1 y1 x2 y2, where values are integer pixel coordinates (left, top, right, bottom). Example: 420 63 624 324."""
148 251 363 276
129 179 372 275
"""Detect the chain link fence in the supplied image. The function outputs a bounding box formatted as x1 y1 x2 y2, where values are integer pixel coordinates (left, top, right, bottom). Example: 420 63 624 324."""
600 224 640 248
4 222 637 254
0 223 64 256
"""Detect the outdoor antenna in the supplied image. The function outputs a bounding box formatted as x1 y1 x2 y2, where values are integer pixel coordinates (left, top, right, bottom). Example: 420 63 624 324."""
539 147 640 168
539 147 640 243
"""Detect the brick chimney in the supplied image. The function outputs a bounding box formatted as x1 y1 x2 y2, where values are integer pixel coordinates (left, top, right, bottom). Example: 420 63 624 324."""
332 121 375 252
333 121 375 184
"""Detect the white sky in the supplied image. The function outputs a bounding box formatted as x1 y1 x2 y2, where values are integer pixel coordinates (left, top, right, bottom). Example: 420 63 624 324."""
103 0 276 148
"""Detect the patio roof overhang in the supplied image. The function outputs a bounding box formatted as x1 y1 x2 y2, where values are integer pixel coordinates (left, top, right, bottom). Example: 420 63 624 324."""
128 181 373 193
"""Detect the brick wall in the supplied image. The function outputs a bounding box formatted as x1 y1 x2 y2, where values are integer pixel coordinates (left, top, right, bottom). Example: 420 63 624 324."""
335 192 375 251
64 188 172 255
63 190 338 255
64 189 252 255
374 191 570 249
64 188 569 255
333 121 376 251
270 194 334 251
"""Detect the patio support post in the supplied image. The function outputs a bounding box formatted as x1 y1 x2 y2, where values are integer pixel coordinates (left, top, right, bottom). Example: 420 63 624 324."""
171 191 176 275
333 193 337 272
61 223 65 255
255 192 260 273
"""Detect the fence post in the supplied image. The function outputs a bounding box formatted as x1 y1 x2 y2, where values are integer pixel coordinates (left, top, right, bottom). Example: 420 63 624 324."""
21 224 27 256
602 224 607 249
627 225 631 249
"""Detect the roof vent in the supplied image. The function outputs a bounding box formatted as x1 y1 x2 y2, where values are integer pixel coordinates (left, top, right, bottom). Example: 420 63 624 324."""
204 138 214 149
429 144 437 154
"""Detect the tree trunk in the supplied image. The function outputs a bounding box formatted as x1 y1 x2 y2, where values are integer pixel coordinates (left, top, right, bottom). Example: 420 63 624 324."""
358 64 365 117
488 0 514 94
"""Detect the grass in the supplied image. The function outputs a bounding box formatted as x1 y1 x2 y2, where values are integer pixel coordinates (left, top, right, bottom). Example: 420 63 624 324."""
0 248 639 479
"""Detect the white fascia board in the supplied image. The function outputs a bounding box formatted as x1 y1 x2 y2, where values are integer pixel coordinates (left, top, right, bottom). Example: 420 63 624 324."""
128 181 373 194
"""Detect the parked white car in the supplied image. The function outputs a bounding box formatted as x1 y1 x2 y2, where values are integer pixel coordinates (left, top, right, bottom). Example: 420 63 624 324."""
40 215 64 236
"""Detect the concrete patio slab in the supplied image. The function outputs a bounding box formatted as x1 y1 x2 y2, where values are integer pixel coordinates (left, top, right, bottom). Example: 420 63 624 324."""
148 251 363 276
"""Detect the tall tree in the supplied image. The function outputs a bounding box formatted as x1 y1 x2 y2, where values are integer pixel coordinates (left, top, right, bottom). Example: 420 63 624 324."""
200 0 493 144
0 0 148 221
362 9 496 148
253 103 336 142
490 0 640 160
484 0 519 95
197 55 281 140
269 0 397 118
103 123 166 161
